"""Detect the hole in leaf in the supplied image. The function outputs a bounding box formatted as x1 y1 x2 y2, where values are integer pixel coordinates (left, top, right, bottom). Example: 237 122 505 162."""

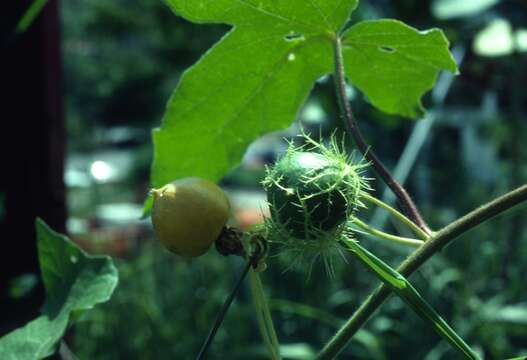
379 46 396 53
284 32 305 41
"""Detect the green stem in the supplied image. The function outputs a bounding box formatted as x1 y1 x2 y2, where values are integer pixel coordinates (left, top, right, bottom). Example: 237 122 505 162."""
361 192 430 241
255 272 281 355
350 217 424 247
248 270 281 360
317 183 527 359
341 238 479 359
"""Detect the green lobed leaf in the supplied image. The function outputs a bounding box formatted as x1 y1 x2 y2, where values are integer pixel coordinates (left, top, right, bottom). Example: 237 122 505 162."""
341 19 458 117
151 2 458 187
151 0 358 187
0 219 118 360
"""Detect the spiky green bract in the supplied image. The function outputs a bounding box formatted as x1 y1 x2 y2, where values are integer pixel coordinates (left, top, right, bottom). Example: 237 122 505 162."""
262 136 369 275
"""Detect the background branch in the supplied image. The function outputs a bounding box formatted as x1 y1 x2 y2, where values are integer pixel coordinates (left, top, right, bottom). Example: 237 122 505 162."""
317 183 527 359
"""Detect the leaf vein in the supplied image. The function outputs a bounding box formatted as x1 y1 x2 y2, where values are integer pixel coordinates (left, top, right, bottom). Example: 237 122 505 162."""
233 0 324 31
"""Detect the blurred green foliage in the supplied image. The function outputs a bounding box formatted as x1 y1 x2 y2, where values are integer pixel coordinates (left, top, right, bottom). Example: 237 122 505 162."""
67 0 527 359
62 0 227 151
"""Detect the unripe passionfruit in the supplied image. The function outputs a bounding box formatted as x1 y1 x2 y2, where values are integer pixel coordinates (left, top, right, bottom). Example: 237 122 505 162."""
264 140 366 240
151 177 230 257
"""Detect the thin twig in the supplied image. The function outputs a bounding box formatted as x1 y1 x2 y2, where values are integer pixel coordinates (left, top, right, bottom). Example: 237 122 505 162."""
196 260 252 360
332 36 431 235
317 184 527 359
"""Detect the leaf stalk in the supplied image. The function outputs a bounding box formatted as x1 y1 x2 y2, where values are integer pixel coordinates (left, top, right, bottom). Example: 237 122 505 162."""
332 36 431 235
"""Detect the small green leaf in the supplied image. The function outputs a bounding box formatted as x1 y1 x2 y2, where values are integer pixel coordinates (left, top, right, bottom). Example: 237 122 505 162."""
141 192 154 219
341 19 458 118
15 0 49 34
151 0 359 187
0 219 118 360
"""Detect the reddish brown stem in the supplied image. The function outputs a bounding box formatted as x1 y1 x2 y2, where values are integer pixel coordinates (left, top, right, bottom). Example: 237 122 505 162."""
333 36 431 235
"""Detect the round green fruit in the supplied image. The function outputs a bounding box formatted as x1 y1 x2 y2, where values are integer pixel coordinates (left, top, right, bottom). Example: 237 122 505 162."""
265 151 360 239
151 177 230 257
